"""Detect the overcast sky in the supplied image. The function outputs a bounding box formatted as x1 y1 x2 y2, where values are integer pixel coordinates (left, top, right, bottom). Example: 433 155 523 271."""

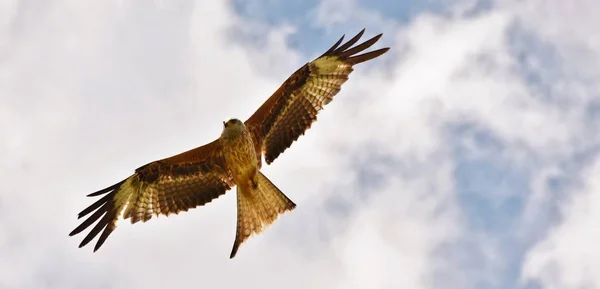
1 1 598 289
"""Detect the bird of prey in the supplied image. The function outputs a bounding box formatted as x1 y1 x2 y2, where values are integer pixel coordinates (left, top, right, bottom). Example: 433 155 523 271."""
69 29 389 258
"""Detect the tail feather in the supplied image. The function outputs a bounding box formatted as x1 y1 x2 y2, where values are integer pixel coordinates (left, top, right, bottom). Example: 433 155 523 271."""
230 171 296 258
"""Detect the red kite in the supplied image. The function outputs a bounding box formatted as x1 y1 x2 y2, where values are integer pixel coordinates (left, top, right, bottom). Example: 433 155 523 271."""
70 29 389 258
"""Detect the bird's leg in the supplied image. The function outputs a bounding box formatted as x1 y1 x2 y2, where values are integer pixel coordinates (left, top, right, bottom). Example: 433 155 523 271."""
249 170 258 190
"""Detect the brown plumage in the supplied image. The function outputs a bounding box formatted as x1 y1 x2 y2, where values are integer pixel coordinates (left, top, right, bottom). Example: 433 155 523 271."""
69 29 389 258
245 29 389 164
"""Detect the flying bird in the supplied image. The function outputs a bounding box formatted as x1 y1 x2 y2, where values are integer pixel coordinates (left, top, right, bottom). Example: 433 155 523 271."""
69 29 389 258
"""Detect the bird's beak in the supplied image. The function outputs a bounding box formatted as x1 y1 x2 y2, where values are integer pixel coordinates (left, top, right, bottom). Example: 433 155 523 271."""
223 121 226 127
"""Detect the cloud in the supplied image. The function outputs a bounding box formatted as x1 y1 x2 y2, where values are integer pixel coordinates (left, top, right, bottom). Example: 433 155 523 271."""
314 1 600 288
2 0 599 289
508 1 600 288
522 158 600 289
515 6 600 287
0 0 457 287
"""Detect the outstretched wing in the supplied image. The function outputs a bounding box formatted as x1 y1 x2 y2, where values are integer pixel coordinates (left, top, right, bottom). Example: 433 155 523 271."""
69 139 235 252
245 29 389 164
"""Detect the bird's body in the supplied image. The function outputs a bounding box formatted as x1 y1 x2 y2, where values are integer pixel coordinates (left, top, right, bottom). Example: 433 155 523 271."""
221 119 259 190
70 29 389 258
219 118 295 257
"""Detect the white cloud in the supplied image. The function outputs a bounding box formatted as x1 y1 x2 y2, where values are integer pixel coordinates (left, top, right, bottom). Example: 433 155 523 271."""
316 1 600 288
509 0 600 288
0 0 459 287
522 158 600 289
2 0 599 289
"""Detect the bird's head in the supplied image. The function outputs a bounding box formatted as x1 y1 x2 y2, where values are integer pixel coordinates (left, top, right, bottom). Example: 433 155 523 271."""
221 118 246 139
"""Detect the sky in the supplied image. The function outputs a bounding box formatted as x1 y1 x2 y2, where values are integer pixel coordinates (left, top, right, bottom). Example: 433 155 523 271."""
0 0 598 289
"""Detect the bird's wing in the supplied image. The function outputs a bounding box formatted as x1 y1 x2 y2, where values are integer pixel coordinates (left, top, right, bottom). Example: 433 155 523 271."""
244 29 389 164
69 139 235 252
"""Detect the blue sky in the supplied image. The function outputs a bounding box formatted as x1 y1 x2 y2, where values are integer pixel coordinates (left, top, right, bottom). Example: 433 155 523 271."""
1 1 599 289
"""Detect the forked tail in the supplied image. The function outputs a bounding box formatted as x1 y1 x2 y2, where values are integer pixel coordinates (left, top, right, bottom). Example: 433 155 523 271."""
230 171 296 258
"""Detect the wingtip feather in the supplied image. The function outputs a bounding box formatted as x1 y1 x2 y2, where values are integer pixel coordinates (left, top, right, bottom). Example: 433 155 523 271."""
338 33 384 59
317 29 388 65
347 47 390 65
319 34 345 58
332 28 366 55
87 181 123 197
